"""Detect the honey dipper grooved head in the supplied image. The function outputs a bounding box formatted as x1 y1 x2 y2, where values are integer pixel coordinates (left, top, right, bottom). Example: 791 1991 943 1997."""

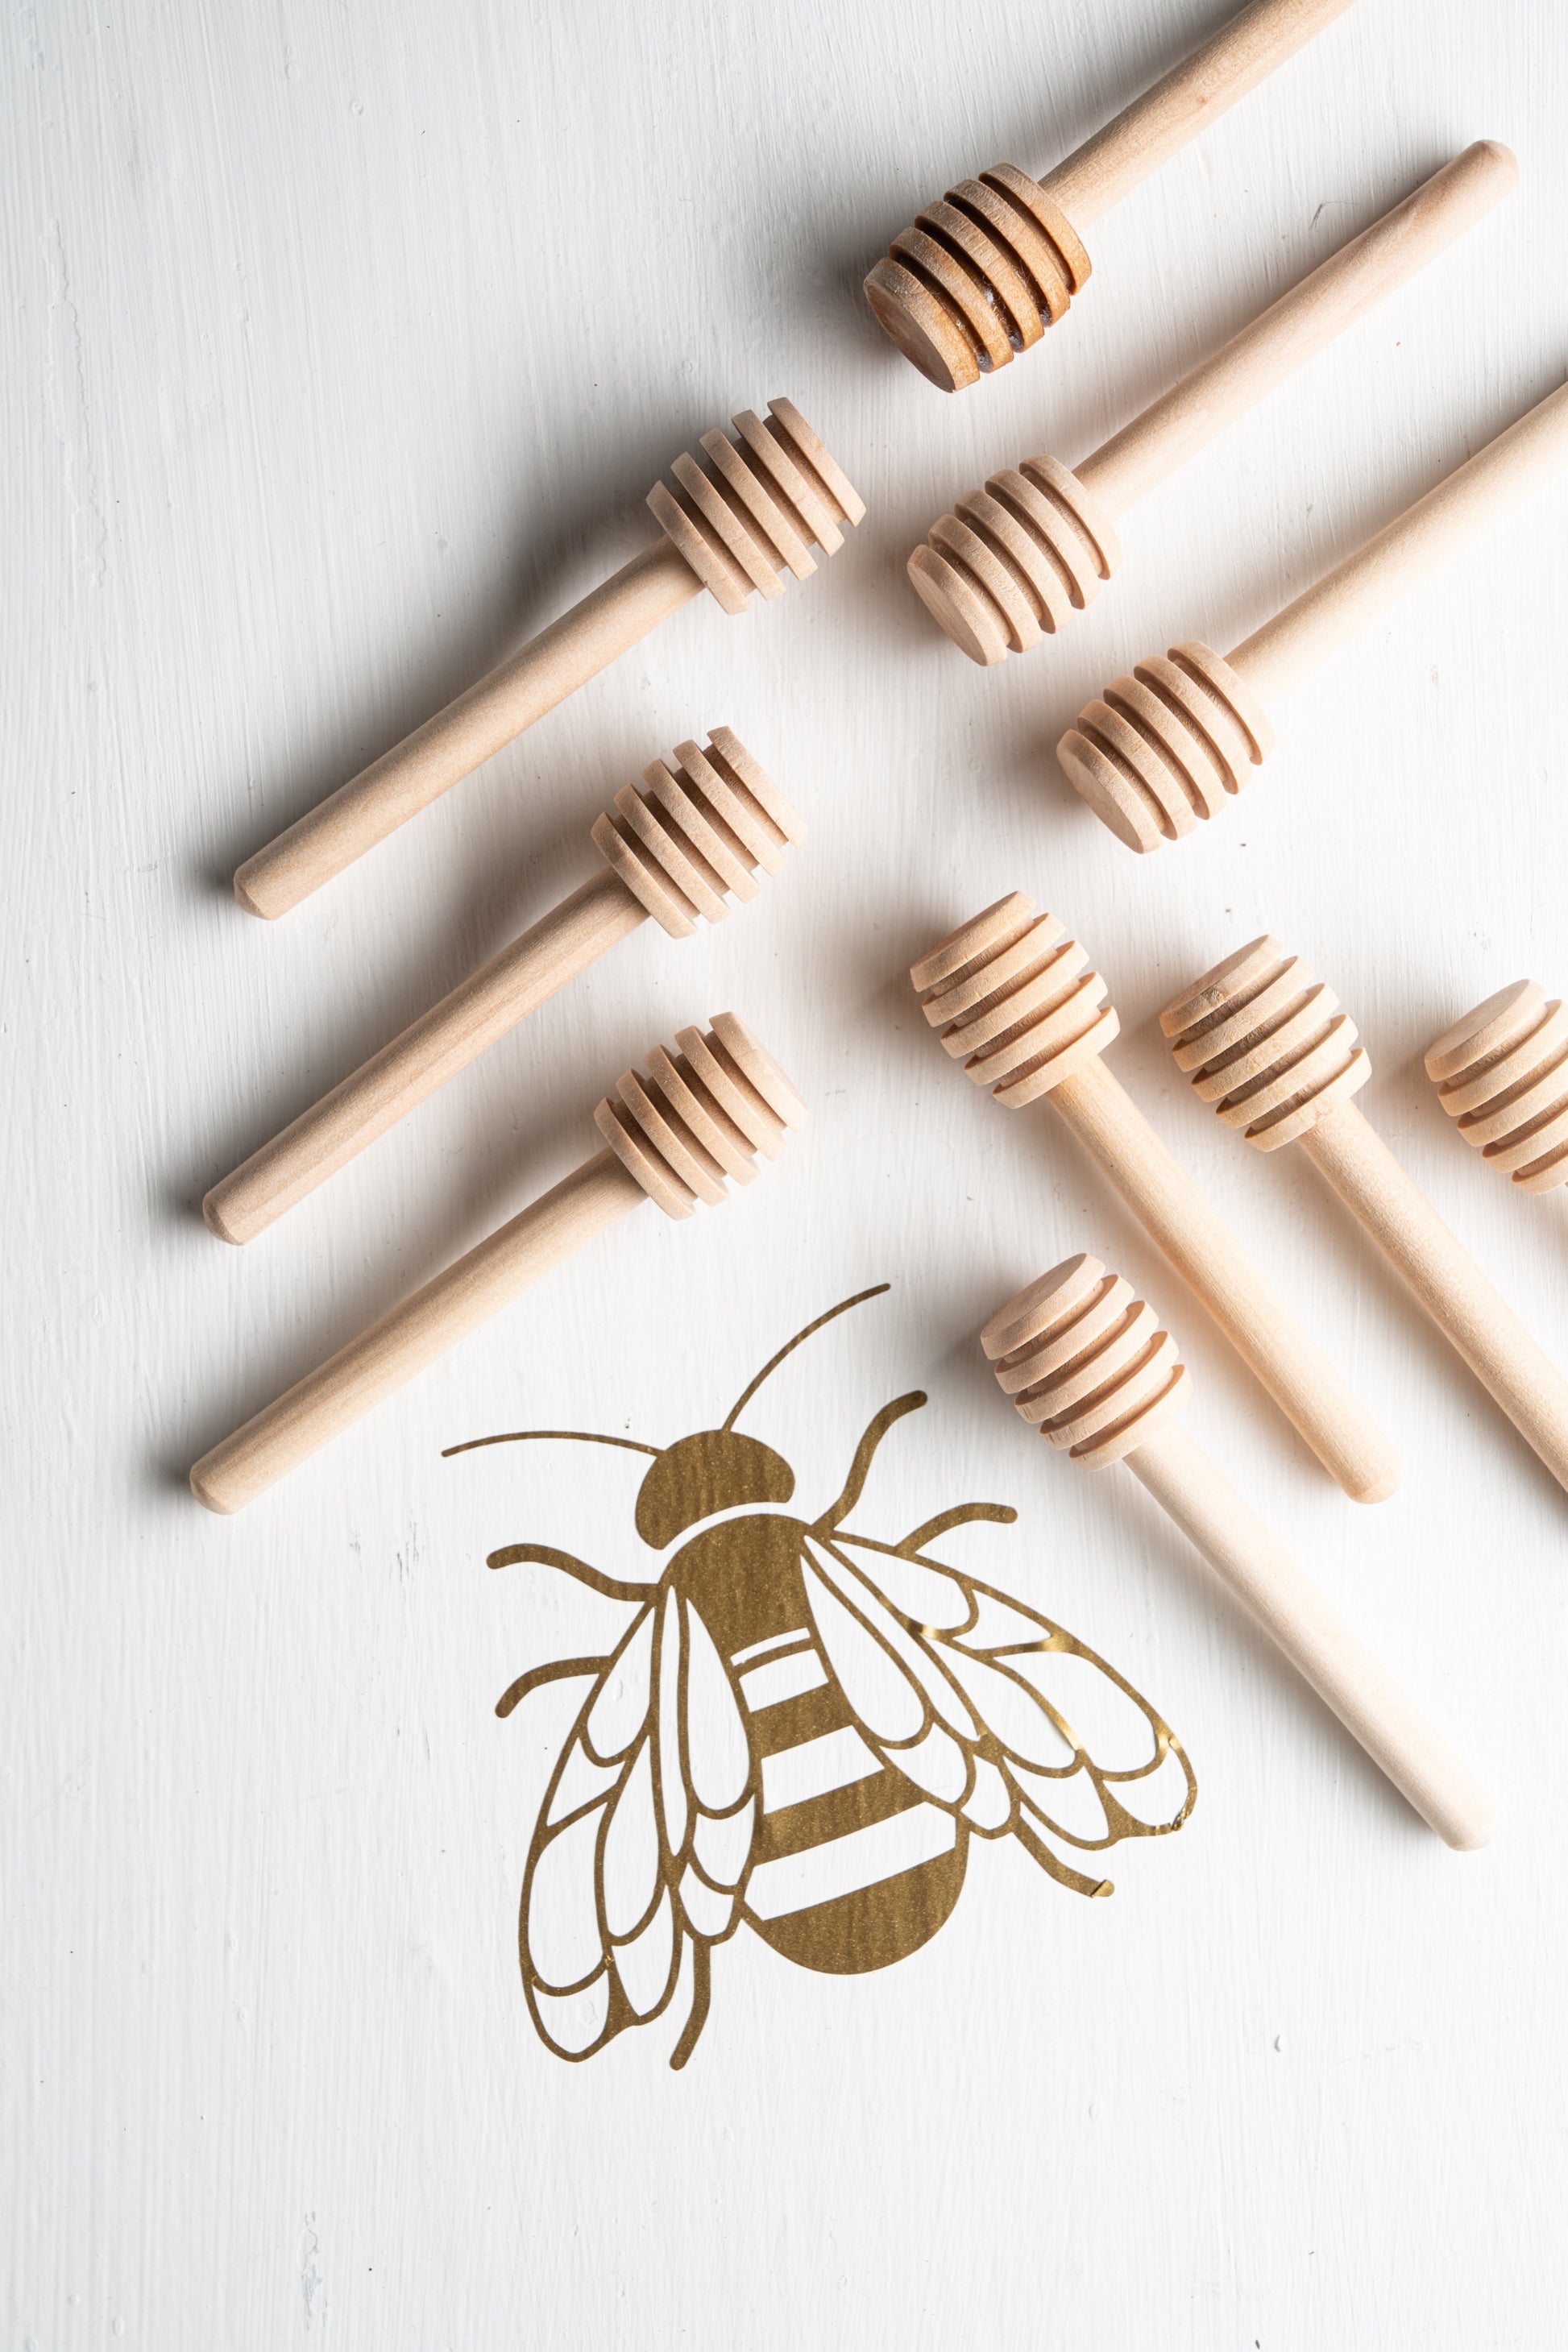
595 1014 807 1220
1426 981 1568 1193
1057 642 1274 853
1160 937 1370 1151
910 892 1118 1106
647 399 865 616
908 458 1121 666
591 728 806 940
981 1254 1190 1469
863 167 1093 393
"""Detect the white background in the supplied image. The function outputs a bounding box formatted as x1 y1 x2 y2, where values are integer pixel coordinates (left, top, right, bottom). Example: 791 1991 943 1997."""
6 0 1567 2342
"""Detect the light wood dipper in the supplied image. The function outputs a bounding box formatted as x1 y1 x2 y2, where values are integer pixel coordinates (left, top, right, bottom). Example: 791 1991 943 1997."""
233 400 862 918
909 144 1516 664
1426 981 1568 1197
983 1253 1494 1850
1164 939 1568 1496
205 729 803 1246
865 0 1355 394
911 894 1399 1503
1057 375 1568 850
190 1014 806 1513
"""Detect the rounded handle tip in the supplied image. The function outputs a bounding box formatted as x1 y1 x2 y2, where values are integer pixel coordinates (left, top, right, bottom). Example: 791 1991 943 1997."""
1442 1789 1499 1852
189 1460 238 1515
231 863 280 919
1468 137 1520 193
201 1187 247 1247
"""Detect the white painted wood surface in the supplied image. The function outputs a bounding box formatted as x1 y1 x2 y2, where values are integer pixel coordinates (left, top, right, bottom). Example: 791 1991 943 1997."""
5 0 1567 2342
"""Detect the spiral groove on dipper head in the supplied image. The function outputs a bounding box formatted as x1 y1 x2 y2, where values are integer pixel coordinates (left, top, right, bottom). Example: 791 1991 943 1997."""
908 456 1122 666
1159 937 1371 1152
981 1254 1191 1469
647 399 865 616
589 728 806 940
910 892 1118 1108
595 1013 807 1221
1425 981 1568 1195
864 166 1093 394
1057 641 1275 854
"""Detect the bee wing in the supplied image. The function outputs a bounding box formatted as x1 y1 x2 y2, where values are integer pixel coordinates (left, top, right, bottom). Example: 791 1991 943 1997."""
654 1584 759 1952
813 1534 1195 1866
521 1602 685 2060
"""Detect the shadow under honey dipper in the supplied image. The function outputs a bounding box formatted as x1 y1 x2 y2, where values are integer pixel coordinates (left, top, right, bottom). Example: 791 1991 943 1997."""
905 143 1516 664
984 1252 1494 1850
1056 371 1568 852
202 731 804 1247
864 0 1356 392
230 401 863 920
189 1015 808 1514
1163 940 1568 1507
197 402 699 901
910 891 1401 1505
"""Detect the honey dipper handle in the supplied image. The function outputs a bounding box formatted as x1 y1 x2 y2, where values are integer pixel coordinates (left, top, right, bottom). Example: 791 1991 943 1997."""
233 539 701 919
1077 143 1516 516
1050 1053 1400 1502
1229 378 1568 702
1127 1421 1495 1849
1043 0 1354 226
1301 1101 1568 1495
204 870 646 1247
190 1148 646 1515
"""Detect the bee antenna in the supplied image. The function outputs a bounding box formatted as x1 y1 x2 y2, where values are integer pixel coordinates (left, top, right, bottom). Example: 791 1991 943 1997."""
720 1284 892 1431
815 1391 927 1534
442 1429 662 1461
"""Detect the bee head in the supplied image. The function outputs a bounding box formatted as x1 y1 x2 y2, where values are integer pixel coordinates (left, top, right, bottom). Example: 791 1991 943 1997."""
635 1430 794 1550
446 1288 891 1555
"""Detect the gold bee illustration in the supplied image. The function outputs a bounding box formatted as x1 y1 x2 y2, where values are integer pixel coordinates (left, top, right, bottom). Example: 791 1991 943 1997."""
448 1286 1196 2068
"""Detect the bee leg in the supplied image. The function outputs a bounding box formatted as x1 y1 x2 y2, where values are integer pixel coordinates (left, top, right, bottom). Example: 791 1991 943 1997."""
894 1500 1017 1553
1017 1820 1114 1900
487 1542 653 1603
669 1940 712 2072
494 1654 609 1718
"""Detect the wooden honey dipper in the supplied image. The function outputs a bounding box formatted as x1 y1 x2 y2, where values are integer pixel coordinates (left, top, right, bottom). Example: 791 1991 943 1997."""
863 0 1354 395
983 1255 1494 1849
911 893 1400 1504
1057 375 1568 851
205 729 803 1245
909 144 1516 666
190 1014 806 1513
1426 982 1568 1197
233 400 862 919
1163 939 1568 1496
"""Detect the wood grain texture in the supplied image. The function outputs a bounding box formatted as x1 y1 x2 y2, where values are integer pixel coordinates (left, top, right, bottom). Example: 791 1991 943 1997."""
5 0 1568 2346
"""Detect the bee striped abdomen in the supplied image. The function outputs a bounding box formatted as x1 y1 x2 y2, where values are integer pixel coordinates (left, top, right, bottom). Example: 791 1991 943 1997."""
736 1628 969 1975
